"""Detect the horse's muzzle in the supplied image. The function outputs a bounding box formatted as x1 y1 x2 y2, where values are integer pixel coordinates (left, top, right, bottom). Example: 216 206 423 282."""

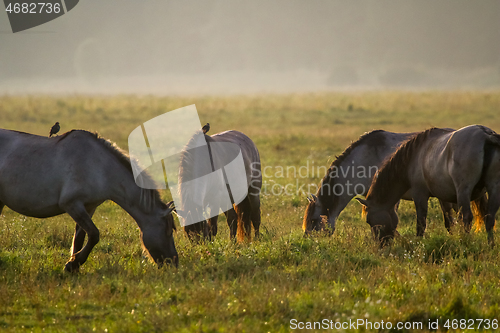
157 255 178 269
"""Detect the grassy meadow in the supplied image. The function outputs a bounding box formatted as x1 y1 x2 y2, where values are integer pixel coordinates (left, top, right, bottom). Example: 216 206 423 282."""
1 91 500 332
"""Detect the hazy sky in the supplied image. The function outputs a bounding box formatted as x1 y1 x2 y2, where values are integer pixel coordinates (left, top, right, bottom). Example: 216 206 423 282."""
1 0 499 93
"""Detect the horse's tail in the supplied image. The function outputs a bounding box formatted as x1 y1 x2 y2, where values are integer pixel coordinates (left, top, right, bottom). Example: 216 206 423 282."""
485 130 500 147
235 196 252 242
484 129 500 160
472 195 487 232
474 130 500 232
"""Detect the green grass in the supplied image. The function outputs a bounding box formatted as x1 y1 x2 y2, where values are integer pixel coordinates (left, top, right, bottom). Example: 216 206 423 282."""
1 91 500 332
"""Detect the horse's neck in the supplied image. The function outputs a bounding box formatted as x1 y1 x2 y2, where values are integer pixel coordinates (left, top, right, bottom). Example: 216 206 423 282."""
110 177 159 225
319 145 375 210
382 180 410 209
372 165 412 210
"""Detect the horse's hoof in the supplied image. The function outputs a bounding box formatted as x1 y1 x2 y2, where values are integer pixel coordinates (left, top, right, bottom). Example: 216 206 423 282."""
64 261 80 273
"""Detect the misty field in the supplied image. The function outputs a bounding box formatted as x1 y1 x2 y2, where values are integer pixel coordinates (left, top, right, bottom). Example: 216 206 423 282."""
1 91 500 332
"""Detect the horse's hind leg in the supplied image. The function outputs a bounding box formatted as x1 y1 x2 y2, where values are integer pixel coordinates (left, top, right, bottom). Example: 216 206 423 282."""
235 197 252 242
485 189 500 246
248 194 261 239
439 200 455 233
457 193 474 233
62 202 100 272
224 208 238 240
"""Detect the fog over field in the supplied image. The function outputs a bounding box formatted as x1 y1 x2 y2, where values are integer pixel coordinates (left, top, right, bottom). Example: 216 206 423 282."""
1 0 499 94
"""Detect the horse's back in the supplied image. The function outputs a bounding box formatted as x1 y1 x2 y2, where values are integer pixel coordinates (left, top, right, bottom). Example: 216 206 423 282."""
447 125 498 181
437 126 490 173
345 130 415 172
208 130 260 167
418 126 490 200
210 131 259 155
208 130 261 191
376 131 415 149
0 130 106 177
0 129 121 217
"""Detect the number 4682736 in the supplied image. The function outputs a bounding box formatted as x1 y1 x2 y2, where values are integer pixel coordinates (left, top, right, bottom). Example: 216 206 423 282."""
444 319 498 330
5 3 61 14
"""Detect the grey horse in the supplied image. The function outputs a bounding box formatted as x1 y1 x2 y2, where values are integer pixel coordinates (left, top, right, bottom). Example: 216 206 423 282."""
0 129 177 272
303 130 463 235
357 125 500 244
176 130 262 242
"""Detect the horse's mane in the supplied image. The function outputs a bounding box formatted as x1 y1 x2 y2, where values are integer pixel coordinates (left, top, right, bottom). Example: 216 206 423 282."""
58 130 165 211
178 131 210 205
317 130 386 209
178 130 213 210
366 127 452 203
302 200 317 231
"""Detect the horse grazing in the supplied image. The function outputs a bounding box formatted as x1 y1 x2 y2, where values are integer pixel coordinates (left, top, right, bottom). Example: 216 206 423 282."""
176 130 261 242
0 129 178 272
357 125 500 244
303 130 458 235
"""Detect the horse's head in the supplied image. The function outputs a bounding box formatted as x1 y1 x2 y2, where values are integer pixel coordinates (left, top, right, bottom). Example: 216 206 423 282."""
356 198 398 245
303 194 331 235
140 201 178 267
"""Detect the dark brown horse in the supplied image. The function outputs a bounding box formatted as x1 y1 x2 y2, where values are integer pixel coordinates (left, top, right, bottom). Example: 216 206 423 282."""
357 125 500 244
176 130 262 242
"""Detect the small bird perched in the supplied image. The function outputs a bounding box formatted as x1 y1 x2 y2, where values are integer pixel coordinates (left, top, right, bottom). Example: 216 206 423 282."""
49 122 60 137
202 123 210 134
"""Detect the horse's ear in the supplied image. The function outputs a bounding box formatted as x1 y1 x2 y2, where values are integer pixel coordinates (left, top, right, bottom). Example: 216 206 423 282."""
355 197 368 207
162 201 175 217
307 194 317 203
166 201 185 219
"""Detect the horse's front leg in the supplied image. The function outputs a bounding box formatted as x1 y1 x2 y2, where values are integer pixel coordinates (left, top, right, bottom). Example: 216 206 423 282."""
414 197 429 237
439 200 455 233
70 207 97 257
394 200 401 212
62 202 100 272
71 224 86 256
